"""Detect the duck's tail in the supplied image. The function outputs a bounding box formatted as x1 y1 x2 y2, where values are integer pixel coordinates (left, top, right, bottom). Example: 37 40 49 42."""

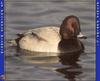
7 39 17 46
8 33 24 46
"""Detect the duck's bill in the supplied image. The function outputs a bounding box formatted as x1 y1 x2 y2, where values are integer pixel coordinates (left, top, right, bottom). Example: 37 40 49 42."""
77 32 87 39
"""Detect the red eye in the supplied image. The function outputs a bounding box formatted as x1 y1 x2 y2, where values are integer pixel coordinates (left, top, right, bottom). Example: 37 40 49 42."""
72 22 77 28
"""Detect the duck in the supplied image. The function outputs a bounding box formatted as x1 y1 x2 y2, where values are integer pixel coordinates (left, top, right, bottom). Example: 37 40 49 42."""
12 15 87 53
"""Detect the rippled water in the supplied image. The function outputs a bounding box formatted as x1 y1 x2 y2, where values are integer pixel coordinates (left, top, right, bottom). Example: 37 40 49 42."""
5 0 95 81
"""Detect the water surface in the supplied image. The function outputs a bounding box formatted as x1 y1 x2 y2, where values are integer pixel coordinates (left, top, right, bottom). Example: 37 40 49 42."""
5 0 95 81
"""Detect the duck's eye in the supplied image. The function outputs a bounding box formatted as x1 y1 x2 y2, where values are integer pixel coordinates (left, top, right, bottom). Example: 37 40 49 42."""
71 22 80 35
72 22 77 28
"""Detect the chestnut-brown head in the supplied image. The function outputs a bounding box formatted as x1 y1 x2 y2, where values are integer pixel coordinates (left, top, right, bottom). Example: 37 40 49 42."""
60 15 81 39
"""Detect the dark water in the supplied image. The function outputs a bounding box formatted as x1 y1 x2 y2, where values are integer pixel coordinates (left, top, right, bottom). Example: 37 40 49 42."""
5 0 95 81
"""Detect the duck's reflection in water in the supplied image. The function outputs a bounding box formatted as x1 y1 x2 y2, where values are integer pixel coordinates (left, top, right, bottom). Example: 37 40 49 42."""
14 48 83 81
56 52 83 81
15 49 60 64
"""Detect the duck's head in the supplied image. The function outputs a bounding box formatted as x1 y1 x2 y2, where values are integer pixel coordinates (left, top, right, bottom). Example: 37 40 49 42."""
60 15 87 40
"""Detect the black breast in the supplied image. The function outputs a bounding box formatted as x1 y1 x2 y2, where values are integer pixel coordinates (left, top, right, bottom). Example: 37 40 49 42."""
58 39 84 53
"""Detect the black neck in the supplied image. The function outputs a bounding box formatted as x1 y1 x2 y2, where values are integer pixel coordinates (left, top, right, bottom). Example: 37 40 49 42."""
58 38 83 53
